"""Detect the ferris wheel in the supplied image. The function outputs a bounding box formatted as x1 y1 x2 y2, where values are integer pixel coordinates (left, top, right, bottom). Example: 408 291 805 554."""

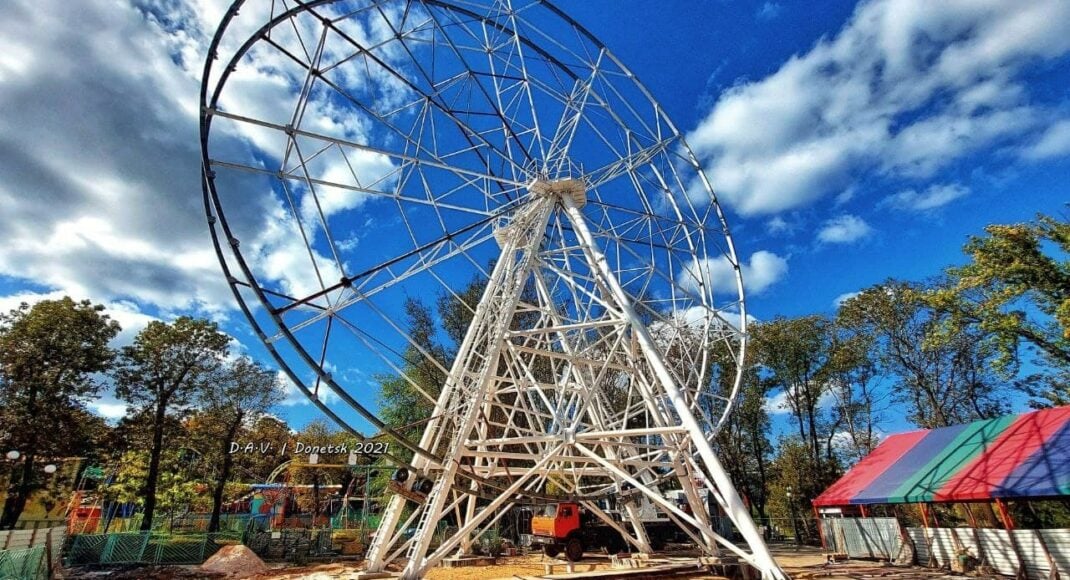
200 1 784 578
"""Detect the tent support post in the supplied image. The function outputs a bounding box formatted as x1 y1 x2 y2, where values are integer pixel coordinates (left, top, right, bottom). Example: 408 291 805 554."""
813 505 826 551
994 499 1014 530
996 499 1029 580
963 504 989 571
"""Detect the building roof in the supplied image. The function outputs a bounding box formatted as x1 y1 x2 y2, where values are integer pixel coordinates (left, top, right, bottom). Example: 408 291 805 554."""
813 406 1070 506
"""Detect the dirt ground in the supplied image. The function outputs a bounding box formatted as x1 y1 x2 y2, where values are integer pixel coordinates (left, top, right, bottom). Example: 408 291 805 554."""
67 545 1001 579
246 545 990 579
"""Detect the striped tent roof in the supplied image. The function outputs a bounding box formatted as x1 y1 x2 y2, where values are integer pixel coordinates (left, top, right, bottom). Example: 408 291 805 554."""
813 406 1070 506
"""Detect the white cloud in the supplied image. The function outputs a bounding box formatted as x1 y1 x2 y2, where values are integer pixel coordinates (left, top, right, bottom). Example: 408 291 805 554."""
276 371 339 407
687 0 1070 215
764 385 838 415
90 402 128 420
0 0 236 314
1021 119 1070 161
832 291 860 308
764 391 791 415
681 250 788 296
756 2 782 21
817 214 873 244
766 216 793 236
883 183 969 212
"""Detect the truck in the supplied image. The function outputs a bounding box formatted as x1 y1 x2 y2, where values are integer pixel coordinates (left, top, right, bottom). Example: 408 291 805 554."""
529 501 628 561
528 489 723 561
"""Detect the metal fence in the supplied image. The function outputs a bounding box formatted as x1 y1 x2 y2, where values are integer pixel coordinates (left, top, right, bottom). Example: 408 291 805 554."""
0 546 46 580
67 512 267 535
244 528 334 562
821 517 903 560
908 526 1070 579
65 531 243 567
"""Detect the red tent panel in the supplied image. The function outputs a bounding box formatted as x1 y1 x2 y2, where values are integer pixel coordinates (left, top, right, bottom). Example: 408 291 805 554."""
813 429 928 507
934 406 1070 502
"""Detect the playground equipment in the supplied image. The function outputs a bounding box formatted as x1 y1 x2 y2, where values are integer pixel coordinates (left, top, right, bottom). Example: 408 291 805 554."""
200 1 786 578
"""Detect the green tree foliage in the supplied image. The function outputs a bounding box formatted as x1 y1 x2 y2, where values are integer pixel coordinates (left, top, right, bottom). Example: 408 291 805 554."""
287 420 353 521
105 448 202 531
750 316 838 479
0 297 120 528
114 317 230 530
234 416 293 482
766 439 821 542
376 298 448 456
823 325 885 463
197 356 281 531
838 281 1006 428
437 275 488 349
931 213 1070 405
712 342 773 521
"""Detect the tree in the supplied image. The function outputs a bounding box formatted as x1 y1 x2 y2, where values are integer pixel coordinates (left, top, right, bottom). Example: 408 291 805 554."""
198 356 280 532
115 317 230 531
838 281 1006 428
0 297 120 528
105 447 202 531
712 342 773 522
287 420 351 523
377 298 448 455
750 316 837 475
235 416 293 482
766 439 823 543
931 213 1070 406
437 275 488 349
823 327 886 463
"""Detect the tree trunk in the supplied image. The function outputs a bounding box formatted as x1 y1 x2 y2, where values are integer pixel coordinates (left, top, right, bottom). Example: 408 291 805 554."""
209 414 242 533
141 396 168 531
0 453 35 529
1 381 40 530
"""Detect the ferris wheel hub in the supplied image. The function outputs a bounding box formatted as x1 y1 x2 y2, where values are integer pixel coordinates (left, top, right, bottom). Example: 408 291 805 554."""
528 177 587 209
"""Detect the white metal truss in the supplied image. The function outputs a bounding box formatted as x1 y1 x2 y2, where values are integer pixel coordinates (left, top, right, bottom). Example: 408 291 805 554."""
364 179 784 578
200 1 786 578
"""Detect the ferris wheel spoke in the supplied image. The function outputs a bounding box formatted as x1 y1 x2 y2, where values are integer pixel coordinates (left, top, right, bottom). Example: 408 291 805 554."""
543 47 604 173
207 108 527 191
585 134 680 190
416 6 538 175
273 211 500 318
306 2 533 180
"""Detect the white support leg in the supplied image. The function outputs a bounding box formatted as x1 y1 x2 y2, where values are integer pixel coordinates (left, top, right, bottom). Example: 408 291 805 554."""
559 195 787 580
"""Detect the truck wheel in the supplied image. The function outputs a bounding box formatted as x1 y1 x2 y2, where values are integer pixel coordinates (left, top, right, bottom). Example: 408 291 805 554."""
543 544 561 558
565 538 584 562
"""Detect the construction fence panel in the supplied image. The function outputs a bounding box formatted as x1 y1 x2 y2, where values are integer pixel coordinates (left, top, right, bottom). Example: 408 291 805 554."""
245 528 334 561
820 518 901 560
1042 529 1070 577
64 531 243 568
0 546 46 580
906 527 930 565
975 528 1017 576
906 527 1070 579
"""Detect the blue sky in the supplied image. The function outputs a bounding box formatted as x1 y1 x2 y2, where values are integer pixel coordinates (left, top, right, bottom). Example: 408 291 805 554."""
1 0 1068 440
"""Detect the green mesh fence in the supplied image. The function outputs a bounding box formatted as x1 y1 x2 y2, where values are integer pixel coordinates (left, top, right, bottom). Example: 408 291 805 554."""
65 531 243 567
0 546 46 580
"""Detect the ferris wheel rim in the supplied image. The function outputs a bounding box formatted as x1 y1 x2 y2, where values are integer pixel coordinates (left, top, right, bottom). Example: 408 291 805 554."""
199 0 748 482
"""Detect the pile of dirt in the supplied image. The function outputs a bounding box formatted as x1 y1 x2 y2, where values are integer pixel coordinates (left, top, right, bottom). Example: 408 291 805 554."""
200 545 268 577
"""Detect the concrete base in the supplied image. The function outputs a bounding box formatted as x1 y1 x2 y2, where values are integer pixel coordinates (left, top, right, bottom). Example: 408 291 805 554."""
441 555 498 567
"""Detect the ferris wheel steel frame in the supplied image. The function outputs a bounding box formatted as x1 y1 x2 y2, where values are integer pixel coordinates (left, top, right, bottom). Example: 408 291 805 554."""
199 1 786 578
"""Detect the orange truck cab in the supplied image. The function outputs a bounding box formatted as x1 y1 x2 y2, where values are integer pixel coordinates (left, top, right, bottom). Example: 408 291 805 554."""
529 502 626 561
